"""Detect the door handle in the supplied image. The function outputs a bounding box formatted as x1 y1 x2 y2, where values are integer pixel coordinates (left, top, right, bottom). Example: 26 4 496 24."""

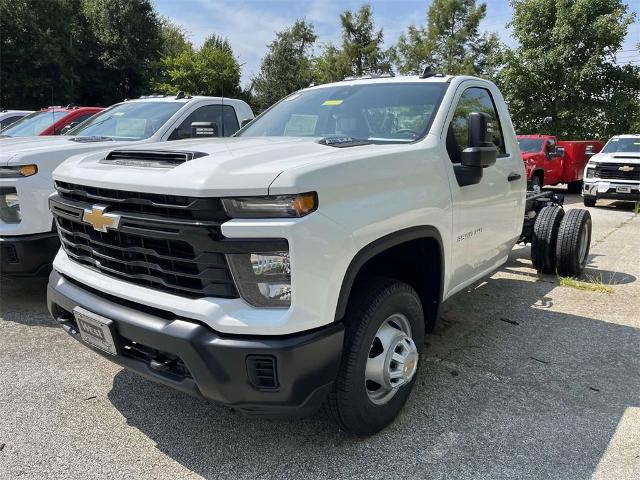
508 173 521 182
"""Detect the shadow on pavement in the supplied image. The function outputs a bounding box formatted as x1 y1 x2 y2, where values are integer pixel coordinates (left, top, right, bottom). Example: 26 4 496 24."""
0 276 55 328
107 249 640 479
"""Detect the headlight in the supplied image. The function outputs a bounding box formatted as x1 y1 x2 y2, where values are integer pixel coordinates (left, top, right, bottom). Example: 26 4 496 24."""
586 168 595 179
227 251 291 307
0 165 37 178
222 192 317 218
0 188 21 223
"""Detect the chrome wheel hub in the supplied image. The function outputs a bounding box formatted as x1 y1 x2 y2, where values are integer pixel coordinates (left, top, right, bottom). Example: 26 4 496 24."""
365 313 419 405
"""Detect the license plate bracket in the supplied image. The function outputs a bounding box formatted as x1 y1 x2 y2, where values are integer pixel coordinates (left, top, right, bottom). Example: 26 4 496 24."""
73 307 118 356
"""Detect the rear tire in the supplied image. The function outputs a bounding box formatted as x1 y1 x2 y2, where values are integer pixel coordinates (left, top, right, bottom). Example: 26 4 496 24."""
531 205 564 274
556 209 592 277
567 180 583 194
583 197 596 207
327 277 424 436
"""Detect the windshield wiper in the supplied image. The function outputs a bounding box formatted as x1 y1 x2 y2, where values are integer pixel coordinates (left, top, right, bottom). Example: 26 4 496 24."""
69 135 115 143
318 136 372 148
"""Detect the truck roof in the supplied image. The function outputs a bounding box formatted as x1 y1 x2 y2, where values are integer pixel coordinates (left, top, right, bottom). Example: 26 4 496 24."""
304 74 491 91
123 95 248 107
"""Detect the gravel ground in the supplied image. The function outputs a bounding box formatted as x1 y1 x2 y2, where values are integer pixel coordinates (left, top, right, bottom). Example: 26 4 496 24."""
1 191 639 480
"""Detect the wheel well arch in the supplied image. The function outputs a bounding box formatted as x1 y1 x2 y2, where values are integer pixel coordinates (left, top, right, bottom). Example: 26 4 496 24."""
532 169 544 183
334 226 444 331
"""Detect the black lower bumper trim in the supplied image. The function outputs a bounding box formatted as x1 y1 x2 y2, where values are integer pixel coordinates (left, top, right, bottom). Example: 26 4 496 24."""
0 232 60 276
584 192 640 201
47 270 344 417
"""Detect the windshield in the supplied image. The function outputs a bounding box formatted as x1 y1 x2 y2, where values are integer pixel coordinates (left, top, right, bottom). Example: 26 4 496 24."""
68 101 183 140
602 137 640 153
238 83 447 143
517 138 544 153
0 110 67 137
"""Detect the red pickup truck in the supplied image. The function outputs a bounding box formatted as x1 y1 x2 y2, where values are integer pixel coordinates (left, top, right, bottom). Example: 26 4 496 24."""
0 105 102 137
517 135 604 193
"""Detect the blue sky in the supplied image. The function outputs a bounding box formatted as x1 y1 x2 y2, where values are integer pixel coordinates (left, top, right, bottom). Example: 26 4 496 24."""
153 0 640 86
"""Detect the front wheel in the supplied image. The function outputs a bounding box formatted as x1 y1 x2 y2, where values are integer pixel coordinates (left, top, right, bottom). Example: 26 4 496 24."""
583 197 596 207
327 277 424 436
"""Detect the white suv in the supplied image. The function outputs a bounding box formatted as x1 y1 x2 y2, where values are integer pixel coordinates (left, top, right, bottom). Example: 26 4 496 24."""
47 74 546 434
0 95 252 276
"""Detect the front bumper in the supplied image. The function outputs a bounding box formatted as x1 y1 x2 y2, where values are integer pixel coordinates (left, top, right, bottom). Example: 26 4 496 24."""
583 181 640 201
47 269 344 416
0 231 60 276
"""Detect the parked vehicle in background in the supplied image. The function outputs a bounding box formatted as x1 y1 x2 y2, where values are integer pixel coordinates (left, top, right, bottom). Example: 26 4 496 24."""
0 106 103 137
0 109 33 130
582 134 640 206
517 134 603 192
46 74 592 435
0 94 253 276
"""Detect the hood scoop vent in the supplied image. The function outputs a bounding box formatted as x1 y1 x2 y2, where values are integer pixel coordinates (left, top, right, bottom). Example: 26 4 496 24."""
100 150 207 168
318 136 372 148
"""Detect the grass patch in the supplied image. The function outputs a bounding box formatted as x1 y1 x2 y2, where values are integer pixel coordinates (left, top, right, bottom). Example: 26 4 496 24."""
634 202 640 215
559 275 614 294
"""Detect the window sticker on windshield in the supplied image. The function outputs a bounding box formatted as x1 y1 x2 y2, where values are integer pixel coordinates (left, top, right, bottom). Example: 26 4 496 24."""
284 114 318 136
113 112 125 116
322 100 343 106
115 118 147 137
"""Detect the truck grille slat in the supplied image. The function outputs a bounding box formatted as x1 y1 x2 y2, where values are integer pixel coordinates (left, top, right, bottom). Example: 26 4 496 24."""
51 184 238 299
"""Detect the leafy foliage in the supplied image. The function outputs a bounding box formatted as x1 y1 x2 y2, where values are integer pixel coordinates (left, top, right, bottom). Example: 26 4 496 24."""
154 34 241 97
252 20 317 111
496 0 640 138
393 0 499 76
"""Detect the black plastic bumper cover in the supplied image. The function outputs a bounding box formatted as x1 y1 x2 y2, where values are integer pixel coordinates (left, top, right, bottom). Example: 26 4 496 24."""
0 231 60 276
47 270 344 417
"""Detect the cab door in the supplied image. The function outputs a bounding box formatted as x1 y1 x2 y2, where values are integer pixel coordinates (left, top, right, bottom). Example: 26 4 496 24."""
444 83 525 292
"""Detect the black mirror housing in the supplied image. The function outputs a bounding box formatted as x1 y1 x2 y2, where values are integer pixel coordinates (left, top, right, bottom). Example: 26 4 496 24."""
240 118 253 128
455 112 498 187
191 122 219 138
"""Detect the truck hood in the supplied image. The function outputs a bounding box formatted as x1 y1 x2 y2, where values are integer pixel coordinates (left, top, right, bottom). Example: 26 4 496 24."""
0 136 142 166
590 152 640 164
53 137 380 197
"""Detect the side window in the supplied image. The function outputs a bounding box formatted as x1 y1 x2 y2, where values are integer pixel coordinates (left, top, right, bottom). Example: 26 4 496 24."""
446 87 507 163
0 116 23 129
168 105 240 140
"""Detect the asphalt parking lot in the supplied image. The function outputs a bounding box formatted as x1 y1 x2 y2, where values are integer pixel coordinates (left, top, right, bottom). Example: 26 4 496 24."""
1 191 639 480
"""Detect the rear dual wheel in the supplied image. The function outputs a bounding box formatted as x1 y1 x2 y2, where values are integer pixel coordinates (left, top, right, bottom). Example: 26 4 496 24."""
531 206 591 277
327 277 424 436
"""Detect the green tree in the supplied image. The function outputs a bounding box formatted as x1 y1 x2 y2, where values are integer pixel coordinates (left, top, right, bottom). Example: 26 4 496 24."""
497 0 640 138
155 34 241 97
252 20 317 111
159 17 191 57
82 0 162 102
0 0 89 109
393 0 499 76
339 4 391 76
314 4 390 83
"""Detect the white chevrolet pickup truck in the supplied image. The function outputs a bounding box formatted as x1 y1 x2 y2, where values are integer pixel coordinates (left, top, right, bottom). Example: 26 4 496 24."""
0 94 253 276
46 74 592 435
583 134 640 206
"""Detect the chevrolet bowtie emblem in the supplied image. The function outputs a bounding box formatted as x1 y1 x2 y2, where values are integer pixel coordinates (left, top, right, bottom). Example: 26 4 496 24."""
619 165 635 172
82 205 121 232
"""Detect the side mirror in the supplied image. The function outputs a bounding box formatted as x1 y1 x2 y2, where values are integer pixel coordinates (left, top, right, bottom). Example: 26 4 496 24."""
191 122 219 138
240 118 253 128
455 112 498 187
60 122 79 135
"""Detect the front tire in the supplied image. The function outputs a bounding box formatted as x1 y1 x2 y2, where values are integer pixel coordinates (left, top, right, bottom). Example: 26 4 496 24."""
327 277 424 436
529 174 542 192
583 197 597 207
